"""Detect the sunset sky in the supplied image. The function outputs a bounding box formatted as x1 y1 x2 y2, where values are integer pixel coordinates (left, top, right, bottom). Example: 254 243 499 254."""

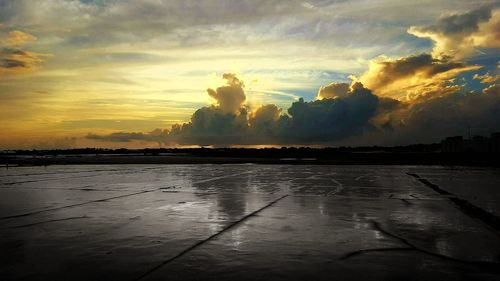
0 0 499 149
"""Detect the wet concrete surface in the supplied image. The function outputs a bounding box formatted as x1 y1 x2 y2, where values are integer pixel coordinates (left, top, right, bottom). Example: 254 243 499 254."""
1 165 500 280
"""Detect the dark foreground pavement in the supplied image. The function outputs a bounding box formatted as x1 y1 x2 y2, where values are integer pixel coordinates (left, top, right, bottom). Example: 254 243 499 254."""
1 165 500 280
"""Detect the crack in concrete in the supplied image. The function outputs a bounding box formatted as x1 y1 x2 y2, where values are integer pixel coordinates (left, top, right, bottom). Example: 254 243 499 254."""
0 171 131 186
0 185 131 192
407 172 500 236
3 216 89 229
0 171 255 221
132 194 289 281
341 247 413 259
0 189 155 221
400 199 412 205
341 221 500 270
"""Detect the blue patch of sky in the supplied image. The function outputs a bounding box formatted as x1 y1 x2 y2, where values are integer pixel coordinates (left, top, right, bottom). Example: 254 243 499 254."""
397 33 434 53
281 88 318 102
459 49 499 92
79 0 111 5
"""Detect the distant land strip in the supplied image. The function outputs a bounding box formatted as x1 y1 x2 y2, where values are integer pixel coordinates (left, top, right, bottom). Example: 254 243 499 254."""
2 151 500 167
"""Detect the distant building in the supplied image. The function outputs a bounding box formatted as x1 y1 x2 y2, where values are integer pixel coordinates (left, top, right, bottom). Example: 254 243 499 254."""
441 133 500 152
491 132 500 152
441 136 464 152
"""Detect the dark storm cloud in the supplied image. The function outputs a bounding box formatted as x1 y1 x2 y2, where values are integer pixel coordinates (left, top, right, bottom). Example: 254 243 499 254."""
81 4 500 147
280 82 379 143
368 84 500 145
249 104 283 136
88 74 381 145
168 107 250 146
88 71 500 147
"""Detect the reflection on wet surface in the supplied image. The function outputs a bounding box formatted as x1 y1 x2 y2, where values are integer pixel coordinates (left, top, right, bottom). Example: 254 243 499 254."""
1 165 500 281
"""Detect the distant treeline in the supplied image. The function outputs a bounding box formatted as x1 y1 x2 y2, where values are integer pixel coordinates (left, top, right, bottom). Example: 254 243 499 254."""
2 143 500 166
2 144 442 157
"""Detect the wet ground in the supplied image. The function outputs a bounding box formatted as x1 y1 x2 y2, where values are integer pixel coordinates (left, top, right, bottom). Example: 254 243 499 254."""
1 164 499 281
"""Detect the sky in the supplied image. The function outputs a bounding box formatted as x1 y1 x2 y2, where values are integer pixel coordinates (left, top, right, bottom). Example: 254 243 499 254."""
0 0 499 149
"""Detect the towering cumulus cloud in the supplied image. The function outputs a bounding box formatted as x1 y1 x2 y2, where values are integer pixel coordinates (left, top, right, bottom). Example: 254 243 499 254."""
167 73 250 145
89 74 382 145
88 6 500 147
207 73 246 114
88 69 500 146
170 75 380 145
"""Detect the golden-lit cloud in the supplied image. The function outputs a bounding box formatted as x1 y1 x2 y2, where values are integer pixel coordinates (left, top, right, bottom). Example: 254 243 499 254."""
0 30 36 46
473 73 500 84
408 6 500 59
88 74 381 146
482 83 500 94
0 30 46 75
1 1 499 148
357 6 499 102
358 53 480 100
317 82 350 99
0 48 45 75
86 57 500 147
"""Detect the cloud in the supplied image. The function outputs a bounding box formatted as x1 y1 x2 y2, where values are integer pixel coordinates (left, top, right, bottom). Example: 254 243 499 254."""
281 82 379 143
473 72 500 84
0 30 36 46
357 6 500 101
317 82 350 99
383 85 500 144
87 66 500 147
359 53 480 100
0 0 307 49
249 104 282 134
168 106 250 146
86 128 170 143
79 2 500 147
88 75 381 145
483 83 500 94
408 6 500 59
0 47 45 74
0 30 46 75
207 73 246 114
